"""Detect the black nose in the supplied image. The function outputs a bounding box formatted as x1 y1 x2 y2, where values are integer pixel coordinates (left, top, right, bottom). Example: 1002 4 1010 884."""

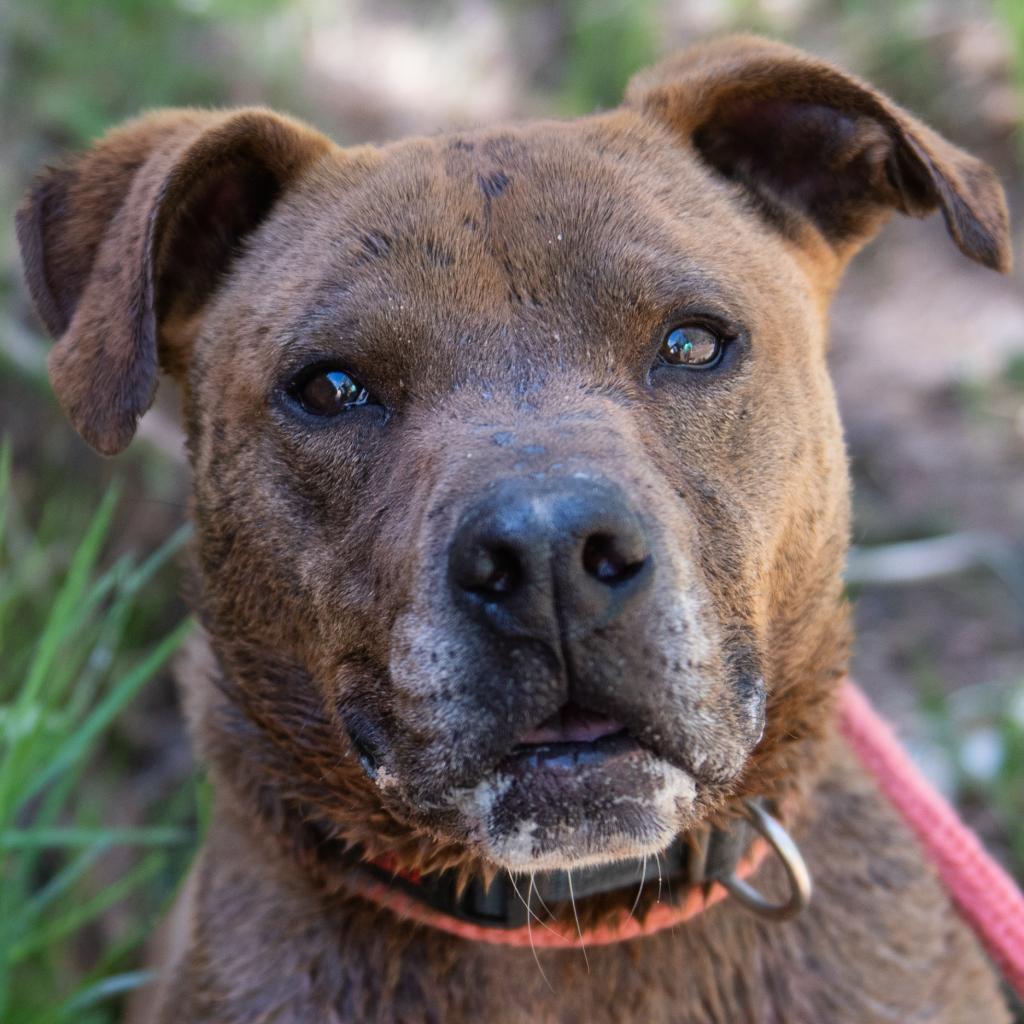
448 477 653 639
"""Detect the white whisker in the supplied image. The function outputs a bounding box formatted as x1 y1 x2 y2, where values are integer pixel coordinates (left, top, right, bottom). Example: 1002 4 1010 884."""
628 855 648 920
507 872 559 937
507 871 553 991
566 869 590 973
529 873 555 921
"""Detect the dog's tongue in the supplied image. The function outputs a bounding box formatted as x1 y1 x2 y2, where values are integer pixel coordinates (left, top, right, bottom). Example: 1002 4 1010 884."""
518 703 624 746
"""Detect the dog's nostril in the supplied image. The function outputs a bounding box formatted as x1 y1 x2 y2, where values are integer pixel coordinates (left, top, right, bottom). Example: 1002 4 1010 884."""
448 478 654 635
582 533 648 586
454 543 522 598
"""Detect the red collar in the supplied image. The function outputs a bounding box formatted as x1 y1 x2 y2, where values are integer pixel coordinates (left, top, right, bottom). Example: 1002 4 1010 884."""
347 801 803 948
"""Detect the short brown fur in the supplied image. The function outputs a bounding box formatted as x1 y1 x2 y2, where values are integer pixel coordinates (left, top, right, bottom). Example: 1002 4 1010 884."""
17 35 1013 1023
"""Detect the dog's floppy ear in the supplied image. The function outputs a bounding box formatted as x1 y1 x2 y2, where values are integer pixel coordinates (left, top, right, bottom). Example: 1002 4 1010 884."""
625 35 1011 272
16 108 332 455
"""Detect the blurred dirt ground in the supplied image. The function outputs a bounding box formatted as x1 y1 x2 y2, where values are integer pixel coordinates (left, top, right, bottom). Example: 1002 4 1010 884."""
2 0 1023 871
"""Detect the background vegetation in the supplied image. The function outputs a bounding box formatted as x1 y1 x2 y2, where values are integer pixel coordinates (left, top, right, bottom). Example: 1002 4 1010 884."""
1 0 1022 1019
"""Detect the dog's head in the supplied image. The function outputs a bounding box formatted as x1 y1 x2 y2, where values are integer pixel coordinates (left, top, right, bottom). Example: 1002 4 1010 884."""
19 37 1009 872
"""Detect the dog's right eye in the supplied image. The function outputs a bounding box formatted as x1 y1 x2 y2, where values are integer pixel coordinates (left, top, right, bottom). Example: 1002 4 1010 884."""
289 367 373 417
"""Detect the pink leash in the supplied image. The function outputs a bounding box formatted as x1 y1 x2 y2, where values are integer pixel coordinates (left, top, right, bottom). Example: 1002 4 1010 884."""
840 679 1024 998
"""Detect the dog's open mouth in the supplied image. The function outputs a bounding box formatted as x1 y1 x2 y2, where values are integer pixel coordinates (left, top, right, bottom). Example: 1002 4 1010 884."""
505 702 636 771
517 702 626 747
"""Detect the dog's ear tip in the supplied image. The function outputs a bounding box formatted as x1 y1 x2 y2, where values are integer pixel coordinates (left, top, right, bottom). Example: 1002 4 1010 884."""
937 154 1014 273
54 390 141 456
965 237 1013 274
48 330 155 456
61 399 143 457
969 225 1013 274
976 199 1012 277
80 423 136 457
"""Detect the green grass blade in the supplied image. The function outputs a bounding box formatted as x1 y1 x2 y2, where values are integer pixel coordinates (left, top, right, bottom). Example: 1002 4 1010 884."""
9 842 112 930
60 970 158 1014
0 487 121 827
0 438 11 556
121 522 192 595
9 855 163 964
57 524 192 718
0 437 17 660
19 617 193 809
0 827 190 850
20 484 120 708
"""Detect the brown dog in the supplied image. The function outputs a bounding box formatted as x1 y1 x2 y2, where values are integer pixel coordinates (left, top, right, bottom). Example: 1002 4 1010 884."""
18 35 1014 1023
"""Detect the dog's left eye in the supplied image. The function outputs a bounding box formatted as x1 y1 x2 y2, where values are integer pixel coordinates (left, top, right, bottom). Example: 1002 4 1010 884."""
290 367 372 417
658 325 724 369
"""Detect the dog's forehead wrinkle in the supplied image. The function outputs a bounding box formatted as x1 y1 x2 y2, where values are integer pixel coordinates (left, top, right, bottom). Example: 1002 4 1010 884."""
289 136 754 311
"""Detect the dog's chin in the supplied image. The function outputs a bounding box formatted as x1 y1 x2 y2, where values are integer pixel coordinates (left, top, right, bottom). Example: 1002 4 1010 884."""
449 739 699 871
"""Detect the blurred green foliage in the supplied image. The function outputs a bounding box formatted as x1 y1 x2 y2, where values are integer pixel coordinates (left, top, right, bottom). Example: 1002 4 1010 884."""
0 443 198 1023
2 0 296 152
998 0 1024 157
558 0 658 113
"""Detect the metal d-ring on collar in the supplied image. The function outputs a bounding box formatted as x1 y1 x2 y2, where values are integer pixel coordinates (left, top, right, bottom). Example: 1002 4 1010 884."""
717 798 812 921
